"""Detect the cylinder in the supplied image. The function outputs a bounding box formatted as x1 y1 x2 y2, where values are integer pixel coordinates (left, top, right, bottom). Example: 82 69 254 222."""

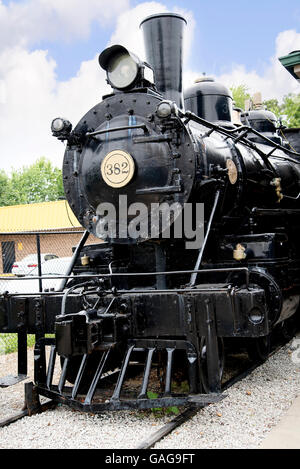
140 12 187 109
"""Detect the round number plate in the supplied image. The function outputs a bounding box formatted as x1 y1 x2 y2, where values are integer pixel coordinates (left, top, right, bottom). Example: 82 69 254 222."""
101 149 135 188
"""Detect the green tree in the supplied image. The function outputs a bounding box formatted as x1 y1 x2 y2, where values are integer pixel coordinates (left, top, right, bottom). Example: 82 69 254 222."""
230 83 300 129
0 157 64 207
230 85 251 110
263 93 300 128
281 93 300 128
0 170 11 206
262 98 281 119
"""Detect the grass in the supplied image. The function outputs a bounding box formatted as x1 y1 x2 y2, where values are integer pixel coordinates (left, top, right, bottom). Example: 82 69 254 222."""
0 333 54 355
147 391 180 417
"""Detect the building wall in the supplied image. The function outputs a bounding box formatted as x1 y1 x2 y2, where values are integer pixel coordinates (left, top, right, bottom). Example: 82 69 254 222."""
0 230 101 274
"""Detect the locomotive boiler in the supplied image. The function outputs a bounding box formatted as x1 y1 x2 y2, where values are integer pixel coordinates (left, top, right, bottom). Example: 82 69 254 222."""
2 12 300 411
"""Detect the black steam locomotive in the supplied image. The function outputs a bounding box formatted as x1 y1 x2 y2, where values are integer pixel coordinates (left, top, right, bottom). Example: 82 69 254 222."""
2 13 300 411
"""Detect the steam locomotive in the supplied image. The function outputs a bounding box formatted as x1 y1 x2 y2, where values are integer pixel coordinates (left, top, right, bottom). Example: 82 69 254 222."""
2 13 300 411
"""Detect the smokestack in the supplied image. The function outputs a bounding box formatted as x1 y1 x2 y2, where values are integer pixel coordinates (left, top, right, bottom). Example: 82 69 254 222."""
140 13 187 109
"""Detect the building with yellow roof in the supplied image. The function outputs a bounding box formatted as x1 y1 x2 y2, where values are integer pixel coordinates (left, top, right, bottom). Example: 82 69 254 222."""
0 200 81 233
0 200 98 274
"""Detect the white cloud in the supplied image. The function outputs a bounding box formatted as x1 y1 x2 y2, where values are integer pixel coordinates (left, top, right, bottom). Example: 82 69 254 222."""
109 1 195 66
109 2 167 60
275 29 300 57
0 47 59 170
0 0 130 47
0 0 130 172
0 46 112 172
183 29 300 102
0 1 196 172
0 0 298 175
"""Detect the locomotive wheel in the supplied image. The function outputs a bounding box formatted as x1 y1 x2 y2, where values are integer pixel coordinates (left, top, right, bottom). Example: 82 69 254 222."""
281 316 298 341
199 337 225 394
245 335 271 363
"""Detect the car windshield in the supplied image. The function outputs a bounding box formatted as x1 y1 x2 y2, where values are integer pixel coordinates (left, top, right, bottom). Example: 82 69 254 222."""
18 254 58 264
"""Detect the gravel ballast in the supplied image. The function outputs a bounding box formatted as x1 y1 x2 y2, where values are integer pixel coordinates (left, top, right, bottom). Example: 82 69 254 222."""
0 337 300 449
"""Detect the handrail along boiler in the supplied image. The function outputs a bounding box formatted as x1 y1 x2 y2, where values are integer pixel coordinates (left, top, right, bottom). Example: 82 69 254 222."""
1 13 300 411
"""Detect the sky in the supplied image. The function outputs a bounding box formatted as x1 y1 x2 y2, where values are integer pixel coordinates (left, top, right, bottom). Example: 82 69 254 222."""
0 0 299 173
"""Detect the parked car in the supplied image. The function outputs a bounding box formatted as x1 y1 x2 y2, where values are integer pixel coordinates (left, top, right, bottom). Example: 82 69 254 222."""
2 257 72 294
29 257 72 277
11 253 59 276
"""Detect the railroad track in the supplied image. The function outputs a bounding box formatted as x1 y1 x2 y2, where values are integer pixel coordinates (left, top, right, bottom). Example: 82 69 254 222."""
135 344 286 449
0 401 56 429
0 338 291 438
0 381 57 429
0 365 249 433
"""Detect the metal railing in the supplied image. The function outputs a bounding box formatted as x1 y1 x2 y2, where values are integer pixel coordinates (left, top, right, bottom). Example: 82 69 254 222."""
0 229 84 356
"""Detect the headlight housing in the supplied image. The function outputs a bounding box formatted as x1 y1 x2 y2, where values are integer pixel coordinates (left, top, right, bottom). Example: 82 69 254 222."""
156 101 172 118
51 117 72 140
156 100 178 119
99 45 154 91
51 118 65 132
107 51 139 89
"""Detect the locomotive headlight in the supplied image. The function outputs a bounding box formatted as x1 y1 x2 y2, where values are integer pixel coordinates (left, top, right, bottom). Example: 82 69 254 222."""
99 45 140 90
156 100 180 119
51 117 72 140
107 53 138 89
156 101 173 118
51 118 65 132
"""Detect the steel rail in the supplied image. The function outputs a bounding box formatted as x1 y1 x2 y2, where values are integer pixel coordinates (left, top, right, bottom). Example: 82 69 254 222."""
135 342 286 449
0 339 289 433
0 400 56 429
